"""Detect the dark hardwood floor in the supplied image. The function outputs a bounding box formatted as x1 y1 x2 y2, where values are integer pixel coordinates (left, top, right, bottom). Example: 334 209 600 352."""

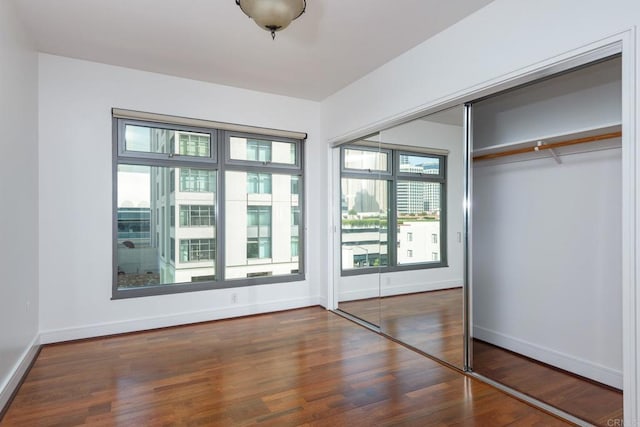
339 288 464 368
473 339 623 427
1 307 569 426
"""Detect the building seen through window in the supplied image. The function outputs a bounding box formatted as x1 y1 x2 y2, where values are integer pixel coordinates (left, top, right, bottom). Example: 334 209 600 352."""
340 146 445 273
115 122 303 297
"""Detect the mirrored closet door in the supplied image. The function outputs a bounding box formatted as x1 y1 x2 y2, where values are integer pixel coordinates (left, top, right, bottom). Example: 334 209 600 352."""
336 136 385 328
335 106 466 370
469 55 624 426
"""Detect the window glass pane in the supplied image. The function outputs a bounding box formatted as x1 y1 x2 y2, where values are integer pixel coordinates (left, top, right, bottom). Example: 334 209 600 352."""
399 154 440 175
229 136 296 165
117 165 216 289
291 176 300 195
341 178 389 269
124 125 211 158
179 205 215 227
179 168 216 192
179 239 215 262
247 173 272 194
343 148 388 172
225 171 300 279
397 181 441 265
179 133 210 157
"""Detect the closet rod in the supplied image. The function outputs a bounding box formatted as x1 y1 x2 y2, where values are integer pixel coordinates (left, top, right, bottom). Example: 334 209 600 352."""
473 131 622 161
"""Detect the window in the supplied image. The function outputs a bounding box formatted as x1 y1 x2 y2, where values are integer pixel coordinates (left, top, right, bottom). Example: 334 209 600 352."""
225 152 301 279
340 145 446 274
117 207 150 242
124 124 212 159
246 206 272 259
116 164 215 290
247 271 272 278
247 172 272 194
114 118 304 299
229 136 298 165
180 239 215 263
178 132 210 157
340 177 389 269
180 205 215 227
343 147 390 172
180 168 215 192
291 206 300 226
247 139 271 162
290 207 300 259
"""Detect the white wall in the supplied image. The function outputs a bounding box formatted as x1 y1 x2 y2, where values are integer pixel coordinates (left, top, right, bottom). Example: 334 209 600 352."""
38 54 325 342
0 0 39 410
322 0 639 141
473 57 622 150
473 146 622 388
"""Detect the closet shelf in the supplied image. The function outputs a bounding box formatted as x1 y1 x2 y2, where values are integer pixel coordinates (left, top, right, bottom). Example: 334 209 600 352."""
472 123 621 161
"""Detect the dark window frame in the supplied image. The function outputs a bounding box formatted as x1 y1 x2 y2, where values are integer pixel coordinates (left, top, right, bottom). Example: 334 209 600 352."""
340 144 448 276
113 118 305 299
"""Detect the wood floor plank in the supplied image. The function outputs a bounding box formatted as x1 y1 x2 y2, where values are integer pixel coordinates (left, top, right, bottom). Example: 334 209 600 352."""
2 307 569 426
473 339 623 426
339 288 464 368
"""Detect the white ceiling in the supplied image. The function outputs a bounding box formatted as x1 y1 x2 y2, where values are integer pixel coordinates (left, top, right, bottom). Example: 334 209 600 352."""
11 0 493 101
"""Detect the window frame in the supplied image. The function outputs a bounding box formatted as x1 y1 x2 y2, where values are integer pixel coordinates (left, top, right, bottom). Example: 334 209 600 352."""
113 118 305 299
223 130 305 287
341 145 393 176
118 119 217 163
225 131 302 169
340 144 447 276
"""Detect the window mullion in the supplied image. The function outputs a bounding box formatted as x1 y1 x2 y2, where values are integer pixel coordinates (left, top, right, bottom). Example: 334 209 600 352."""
114 118 304 300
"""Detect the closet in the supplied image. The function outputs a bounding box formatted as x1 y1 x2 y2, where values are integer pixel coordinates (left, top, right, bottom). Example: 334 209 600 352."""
331 50 626 425
470 56 623 425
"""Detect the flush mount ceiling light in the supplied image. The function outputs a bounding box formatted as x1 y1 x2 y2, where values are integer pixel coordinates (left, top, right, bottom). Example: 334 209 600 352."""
236 0 306 40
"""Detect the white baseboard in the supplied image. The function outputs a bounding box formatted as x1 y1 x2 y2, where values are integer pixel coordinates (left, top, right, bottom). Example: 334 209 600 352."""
380 280 461 297
0 335 40 415
40 296 321 344
338 288 379 302
339 280 461 302
316 295 329 309
473 326 623 389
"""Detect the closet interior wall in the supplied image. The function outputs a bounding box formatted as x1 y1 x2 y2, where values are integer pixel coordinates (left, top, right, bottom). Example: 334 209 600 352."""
471 57 623 389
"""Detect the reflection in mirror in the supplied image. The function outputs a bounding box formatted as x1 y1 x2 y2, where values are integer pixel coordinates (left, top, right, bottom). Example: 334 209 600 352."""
335 106 466 369
377 106 465 368
336 136 385 327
